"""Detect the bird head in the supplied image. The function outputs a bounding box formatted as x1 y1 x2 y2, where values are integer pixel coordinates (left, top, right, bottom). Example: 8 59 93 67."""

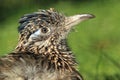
16 8 94 53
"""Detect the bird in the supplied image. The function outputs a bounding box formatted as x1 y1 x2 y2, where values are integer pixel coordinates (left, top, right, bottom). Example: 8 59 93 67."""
0 8 94 80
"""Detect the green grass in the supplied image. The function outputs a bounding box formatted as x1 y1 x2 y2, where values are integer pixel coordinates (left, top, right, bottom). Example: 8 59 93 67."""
0 0 120 80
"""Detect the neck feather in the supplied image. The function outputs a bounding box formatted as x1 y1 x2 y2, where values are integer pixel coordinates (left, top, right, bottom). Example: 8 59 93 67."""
15 39 77 71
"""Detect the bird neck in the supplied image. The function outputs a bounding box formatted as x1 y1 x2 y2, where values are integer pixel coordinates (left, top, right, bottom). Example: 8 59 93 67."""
15 38 76 71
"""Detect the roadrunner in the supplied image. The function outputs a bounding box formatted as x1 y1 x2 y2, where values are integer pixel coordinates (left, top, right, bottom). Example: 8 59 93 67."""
0 8 94 80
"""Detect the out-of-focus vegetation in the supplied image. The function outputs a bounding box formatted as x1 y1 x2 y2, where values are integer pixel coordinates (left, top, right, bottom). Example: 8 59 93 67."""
0 0 120 80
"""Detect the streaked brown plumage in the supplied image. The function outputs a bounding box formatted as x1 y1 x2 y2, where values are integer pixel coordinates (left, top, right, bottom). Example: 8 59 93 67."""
0 8 94 80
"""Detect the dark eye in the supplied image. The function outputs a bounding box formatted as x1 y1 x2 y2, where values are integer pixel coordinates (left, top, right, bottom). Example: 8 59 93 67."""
41 27 50 33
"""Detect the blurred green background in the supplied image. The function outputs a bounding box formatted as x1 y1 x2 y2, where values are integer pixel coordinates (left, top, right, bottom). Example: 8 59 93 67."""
0 0 120 80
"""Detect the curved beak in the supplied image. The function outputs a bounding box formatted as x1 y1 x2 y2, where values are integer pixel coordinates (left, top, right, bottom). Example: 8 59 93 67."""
65 14 95 29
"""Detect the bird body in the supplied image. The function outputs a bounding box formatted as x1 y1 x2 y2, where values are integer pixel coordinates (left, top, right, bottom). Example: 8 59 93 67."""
0 52 81 80
0 8 94 80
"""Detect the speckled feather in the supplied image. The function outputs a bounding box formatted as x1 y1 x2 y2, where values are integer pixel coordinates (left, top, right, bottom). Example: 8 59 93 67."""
0 8 94 80
0 52 83 80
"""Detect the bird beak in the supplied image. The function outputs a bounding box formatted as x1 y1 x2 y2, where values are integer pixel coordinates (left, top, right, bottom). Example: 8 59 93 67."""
65 14 95 30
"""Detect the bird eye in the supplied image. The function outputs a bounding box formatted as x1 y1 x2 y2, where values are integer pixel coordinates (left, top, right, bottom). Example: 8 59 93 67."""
41 27 50 33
